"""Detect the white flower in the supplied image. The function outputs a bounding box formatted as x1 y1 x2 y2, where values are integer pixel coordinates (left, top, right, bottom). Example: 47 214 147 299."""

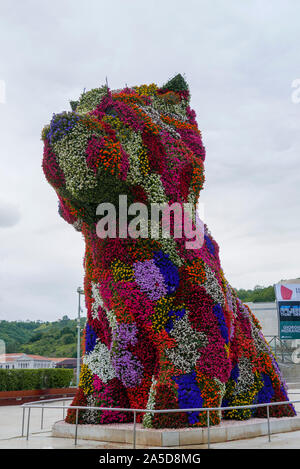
90 282 118 330
166 313 207 373
83 395 99 424
144 174 168 204
159 238 183 267
203 264 225 306
143 375 157 428
83 339 116 383
233 357 254 395
76 87 108 114
91 282 104 319
122 132 144 185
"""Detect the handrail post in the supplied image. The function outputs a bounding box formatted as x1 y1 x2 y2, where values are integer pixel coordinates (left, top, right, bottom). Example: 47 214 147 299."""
26 407 31 441
21 407 25 437
74 408 79 446
281 338 284 362
207 410 210 449
267 405 271 442
41 403 44 430
133 411 136 449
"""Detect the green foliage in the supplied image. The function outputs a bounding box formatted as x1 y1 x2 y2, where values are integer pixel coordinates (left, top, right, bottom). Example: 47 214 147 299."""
70 100 79 111
0 320 38 353
62 334 74 345
0 368 73 391
235 285 276 303
163 74 189 92
0 318 85 357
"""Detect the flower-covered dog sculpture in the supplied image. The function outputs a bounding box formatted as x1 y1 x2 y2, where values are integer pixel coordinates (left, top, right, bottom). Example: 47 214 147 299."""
42 75 295 427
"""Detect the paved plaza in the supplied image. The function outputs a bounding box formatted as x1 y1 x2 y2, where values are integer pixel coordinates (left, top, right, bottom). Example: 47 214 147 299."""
0 393 300 449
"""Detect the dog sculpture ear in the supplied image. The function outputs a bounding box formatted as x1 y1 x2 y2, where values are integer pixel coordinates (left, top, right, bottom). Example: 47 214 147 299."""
157 74 190 103
161 74 189 93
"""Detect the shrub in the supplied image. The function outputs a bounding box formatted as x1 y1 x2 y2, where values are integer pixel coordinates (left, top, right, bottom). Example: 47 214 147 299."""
0 368 73 391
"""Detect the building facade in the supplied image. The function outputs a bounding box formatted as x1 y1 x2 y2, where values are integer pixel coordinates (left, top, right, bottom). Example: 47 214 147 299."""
0 353 58 369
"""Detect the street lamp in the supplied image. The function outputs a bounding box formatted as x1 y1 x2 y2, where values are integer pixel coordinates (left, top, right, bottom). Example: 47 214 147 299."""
76 287 84 387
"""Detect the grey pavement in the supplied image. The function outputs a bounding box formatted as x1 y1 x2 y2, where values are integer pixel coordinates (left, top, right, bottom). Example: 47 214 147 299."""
0 393 300 449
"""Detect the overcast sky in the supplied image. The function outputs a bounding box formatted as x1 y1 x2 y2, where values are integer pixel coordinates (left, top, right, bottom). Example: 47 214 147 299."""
0 0 299 322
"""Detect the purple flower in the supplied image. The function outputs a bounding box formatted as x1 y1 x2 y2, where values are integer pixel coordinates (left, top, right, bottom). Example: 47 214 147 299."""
112 350 143 388
133 259 167 301
113 323 138 348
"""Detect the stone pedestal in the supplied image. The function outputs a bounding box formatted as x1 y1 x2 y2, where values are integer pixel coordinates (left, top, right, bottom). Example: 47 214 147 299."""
52 415 300 447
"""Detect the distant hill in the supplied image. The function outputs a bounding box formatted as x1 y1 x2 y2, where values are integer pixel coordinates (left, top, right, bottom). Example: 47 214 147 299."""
0 316 86 357
234 285 275 303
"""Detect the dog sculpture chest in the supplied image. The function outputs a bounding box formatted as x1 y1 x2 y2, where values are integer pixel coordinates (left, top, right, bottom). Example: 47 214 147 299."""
42 75 295 427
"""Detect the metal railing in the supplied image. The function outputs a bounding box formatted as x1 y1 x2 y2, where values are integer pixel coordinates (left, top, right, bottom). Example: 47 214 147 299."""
266 335 300 364
21 396 300 449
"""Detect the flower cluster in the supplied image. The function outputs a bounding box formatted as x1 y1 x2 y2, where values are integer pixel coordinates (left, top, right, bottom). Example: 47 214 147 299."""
111 260 134 282
83 340 116 383
133 259 167 301
78 363 94 395
42 75 295 429
46 111 80 144
111 322 144 388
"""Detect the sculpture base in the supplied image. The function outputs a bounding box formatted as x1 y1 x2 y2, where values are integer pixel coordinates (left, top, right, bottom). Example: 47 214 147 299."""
52 415 300 447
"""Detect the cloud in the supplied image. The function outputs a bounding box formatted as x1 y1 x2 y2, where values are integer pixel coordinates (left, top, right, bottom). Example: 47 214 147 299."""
0 201 21 228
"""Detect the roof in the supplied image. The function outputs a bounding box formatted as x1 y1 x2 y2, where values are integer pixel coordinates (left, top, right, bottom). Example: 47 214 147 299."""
50 357 72 363
0 353 56 362
277 279 300 284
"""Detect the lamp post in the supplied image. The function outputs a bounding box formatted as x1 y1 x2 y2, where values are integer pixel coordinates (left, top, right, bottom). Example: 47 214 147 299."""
76 287 84 387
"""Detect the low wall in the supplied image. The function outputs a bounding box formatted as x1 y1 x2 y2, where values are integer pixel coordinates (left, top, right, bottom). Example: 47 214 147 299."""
0 387 76 406
52 415 300 447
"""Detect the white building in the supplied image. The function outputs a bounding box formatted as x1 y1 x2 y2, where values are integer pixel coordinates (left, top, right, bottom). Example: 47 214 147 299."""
0 353 58 370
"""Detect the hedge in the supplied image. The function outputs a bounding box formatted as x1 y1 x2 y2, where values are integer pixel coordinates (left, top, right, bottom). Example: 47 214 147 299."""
0 368 74 391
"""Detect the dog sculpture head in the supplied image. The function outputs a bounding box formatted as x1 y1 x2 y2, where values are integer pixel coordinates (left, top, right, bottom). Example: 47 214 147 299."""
42 75 206 233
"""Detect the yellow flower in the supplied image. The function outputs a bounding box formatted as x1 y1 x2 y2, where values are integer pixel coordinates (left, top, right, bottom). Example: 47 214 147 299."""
79 364 94 395
134 83 158 96
111 259 134 282
138 146 150 176
152 297 174 333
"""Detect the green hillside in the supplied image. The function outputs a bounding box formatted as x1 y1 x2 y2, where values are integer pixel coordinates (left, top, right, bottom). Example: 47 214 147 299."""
0 316 86 357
